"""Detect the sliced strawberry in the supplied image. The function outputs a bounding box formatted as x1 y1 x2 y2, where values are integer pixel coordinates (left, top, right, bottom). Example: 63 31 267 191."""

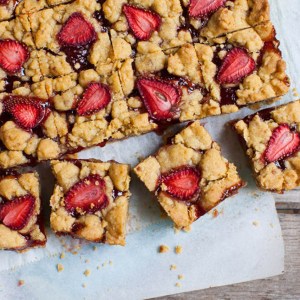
217 48 256 84
264 124 300 163
4 95 47 129
0 195 35 230
77 82 111 116
161 167 200 201
0 40 29 74
64 175 108 214
123 4 161 41
57 12 96 46
137 77 181 121
189 0 226 18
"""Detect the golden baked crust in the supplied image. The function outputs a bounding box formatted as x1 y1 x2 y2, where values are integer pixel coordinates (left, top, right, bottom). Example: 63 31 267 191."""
50 159 131 245
134 121 244 229
0 171 46 251
233 100 300 193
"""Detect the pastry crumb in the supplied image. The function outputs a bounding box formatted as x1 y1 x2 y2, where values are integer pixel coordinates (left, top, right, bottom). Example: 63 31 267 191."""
252 221 259 226
57 264 64 272
84 269 91 277
212 209 219 218
18 280 25 287
175 245 182 254
158 245 169 253
109 260 113 265
60 252 65 259
97 266 101 270
170 264 177 271
175 282 181 287
85 259 89 264
82 283 86 288
93 246 97 251
102 262 107 267
178 274 184 280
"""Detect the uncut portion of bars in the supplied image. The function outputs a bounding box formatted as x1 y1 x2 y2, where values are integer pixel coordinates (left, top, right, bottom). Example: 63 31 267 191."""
134 121 245 229
233 100 300 193
50 159 130 245
0 171 46 251
0 0 290 169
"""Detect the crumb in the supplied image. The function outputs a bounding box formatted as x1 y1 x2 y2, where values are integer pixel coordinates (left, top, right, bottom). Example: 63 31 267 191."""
175 282 181 287
93 246 97 251
82 283 86 288
158 245 169 253
170 264 177 271
18 280 25 287
85 259 89 263
102 262 107 267
252 221 259 226
109 261 113 265
212 209 219 218
173 226 180 234
270 223 274 228
84 269 91 277
178 274 184 280
57 264 64 272
60 252 65 259
97 266 101 270
175 245 182 254
72 251 78 255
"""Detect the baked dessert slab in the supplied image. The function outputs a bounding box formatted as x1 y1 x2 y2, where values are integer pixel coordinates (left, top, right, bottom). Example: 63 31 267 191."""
233 100 300 193
134 121 245 229
0 170 46 251
50 159 131 245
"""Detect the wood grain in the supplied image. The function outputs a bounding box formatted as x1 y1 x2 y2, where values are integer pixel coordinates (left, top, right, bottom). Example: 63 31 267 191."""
154 213 300 300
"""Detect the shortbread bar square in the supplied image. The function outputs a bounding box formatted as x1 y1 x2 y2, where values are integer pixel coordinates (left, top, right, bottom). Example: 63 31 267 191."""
0 171 46 251
233 100 300 193
134 121 244 229
50 159 131 245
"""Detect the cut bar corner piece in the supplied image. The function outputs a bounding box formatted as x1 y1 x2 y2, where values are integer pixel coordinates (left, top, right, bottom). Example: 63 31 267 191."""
134 121 245 229
232 99 300 193
0 170 46 251
49 159 131 246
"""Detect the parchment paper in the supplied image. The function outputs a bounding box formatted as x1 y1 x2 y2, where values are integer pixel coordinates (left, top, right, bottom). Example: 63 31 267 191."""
0 0 299 298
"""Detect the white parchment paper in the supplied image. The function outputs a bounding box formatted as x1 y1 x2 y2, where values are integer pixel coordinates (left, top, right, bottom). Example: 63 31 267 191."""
0 0 299 298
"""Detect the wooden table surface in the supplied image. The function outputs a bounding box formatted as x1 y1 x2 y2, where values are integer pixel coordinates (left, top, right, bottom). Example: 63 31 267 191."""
156 191 300 300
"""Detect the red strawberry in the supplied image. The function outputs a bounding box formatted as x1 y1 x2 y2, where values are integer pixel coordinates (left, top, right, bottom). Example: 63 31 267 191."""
161 167 200 201
137 77 181 121
0 40 29 74
77 82 111 116
64 175 108 214
217 48 256 84
189 0 226 18
4 95 47 129
57 12 96 46
0 195 35 230
123 4 161 41
264 124 300 163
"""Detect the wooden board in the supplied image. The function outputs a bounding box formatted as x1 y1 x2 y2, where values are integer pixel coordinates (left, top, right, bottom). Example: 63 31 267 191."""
155 213 300 300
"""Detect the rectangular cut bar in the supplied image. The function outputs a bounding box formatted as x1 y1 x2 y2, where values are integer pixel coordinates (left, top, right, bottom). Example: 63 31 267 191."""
134 121 245 229
232 100 300 193
50 159 131 245
0 171 46 251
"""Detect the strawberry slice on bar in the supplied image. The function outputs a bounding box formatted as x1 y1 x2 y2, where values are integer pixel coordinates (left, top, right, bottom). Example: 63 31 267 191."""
57 12 96 46
264 124 300 163
217 48 256 84
137 77 181 121
64 175 108 214
77 82 111 116
0 40 29 74
161 167 200 201
123 4 161 41
189 0 226 18
0 195 35 231
4 95 47 130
